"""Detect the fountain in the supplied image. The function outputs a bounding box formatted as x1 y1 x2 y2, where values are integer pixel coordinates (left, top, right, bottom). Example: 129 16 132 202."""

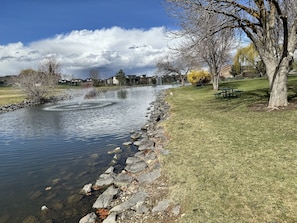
43 88 115 111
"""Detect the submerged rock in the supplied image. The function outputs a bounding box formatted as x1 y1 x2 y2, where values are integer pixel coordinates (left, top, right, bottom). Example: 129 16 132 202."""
30 190 43 200
21 215 40 223
108 147 122 154
122 141 132 146
67 194 84 204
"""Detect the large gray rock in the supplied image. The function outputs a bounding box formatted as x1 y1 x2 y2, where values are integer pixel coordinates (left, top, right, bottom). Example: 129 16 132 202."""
152 200 170 213
104 166 114 174
172 205 181 216
94 167 116 187
102 212 117 223
125 161 147 173
133 140 141 146
134 150 157 163
110 191 148 213
114 173 133 187
131 203 149 214
138 139 155 151
126 156 141 165
80 183 92 195
130 132 142 140
79 212 98 223
137 169 161 184
93 186 119 209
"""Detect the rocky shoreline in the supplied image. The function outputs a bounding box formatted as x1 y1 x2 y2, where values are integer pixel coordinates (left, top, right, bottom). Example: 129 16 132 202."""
0 100 40 114
78 90 180 223
0 96 61 114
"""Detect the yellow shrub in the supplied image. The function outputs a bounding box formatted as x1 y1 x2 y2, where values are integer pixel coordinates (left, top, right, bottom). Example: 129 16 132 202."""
187 70 211 86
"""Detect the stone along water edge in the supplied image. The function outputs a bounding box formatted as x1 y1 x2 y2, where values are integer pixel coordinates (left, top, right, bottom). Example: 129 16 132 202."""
78 90 181 223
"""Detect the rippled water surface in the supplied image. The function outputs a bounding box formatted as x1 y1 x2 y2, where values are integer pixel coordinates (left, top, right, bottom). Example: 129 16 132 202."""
0 86 170 222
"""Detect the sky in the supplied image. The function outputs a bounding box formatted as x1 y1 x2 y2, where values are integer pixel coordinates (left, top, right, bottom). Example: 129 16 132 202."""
0 0 178 79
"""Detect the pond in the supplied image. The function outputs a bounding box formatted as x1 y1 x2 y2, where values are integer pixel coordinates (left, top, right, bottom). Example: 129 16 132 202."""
0 85 170 222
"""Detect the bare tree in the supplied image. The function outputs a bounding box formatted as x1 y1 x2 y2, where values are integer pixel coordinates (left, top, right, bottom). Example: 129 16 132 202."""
173 11 235 90
115 69 126 86
156 57 186 86
15 56 61 103
202 29 234 90
39 55 61 82
166 0 297 108
157 48 201 86
198 15 235 90
182 31 234 89
89 69 101 86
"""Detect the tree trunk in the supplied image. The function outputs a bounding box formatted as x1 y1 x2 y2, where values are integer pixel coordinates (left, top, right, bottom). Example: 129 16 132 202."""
266 59 290 108
210 65 219 90
212 74 219 90
179 74 185 86
268 73 288 108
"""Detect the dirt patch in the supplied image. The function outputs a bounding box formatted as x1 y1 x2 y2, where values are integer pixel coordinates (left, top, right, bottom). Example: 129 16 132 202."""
248 99 297 112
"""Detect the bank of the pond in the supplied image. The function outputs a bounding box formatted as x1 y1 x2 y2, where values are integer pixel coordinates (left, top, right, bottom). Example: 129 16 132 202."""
0 96 65 114
76 90 180 223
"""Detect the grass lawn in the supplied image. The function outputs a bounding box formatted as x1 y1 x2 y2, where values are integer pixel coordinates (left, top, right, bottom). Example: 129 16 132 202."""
0 87 25 106
0 85 124 106
162 76 297 223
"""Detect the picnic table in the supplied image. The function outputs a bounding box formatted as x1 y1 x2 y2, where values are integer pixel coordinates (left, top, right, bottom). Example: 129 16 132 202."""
214 87 243 99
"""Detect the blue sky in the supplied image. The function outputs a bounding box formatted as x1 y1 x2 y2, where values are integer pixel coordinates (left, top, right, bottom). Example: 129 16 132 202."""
0 0 179 78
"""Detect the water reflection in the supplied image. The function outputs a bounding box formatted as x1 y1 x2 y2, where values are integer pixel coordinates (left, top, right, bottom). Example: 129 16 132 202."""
117 89 128 99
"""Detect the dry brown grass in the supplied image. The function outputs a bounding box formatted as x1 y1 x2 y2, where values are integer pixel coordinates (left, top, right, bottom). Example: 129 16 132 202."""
0 87 25 106
162 78 297 223
0 85 125 107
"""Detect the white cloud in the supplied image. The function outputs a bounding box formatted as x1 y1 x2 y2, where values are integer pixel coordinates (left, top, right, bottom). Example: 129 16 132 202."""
0 26 175 78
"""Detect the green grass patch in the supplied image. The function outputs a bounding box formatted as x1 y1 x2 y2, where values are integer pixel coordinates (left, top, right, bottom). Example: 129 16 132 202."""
163 77 297 223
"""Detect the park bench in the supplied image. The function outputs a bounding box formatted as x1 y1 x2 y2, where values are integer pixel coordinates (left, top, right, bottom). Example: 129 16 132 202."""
214 88 243 99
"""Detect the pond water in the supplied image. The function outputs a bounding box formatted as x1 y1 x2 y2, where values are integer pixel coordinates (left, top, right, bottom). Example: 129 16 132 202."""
0 86 170 223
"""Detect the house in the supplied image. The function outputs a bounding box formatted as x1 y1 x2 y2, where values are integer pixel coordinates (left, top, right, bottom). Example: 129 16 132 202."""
241 65 258 78
219 65 233 79
0 75 15 86
112 76 119 85
58 79 68 84
70 79 82 86
126 75 137 85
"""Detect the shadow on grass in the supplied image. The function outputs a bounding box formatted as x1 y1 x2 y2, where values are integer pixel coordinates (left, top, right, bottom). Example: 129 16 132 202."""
210 88 270 111
199 76 297 111
218 82 242 89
